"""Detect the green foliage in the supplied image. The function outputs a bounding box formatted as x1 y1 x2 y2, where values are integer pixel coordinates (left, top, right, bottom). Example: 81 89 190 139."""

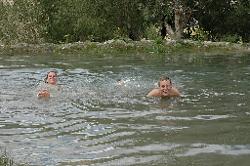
113 28 128 39
38 0 78 43
144 24 159 40
0 150 13 166
88 0 147 41
220 34 243 43
0 0 44 44
189 26 210 41
0 0 249 43
154 37 164 45
193 0 250 42
151 37 168 54
73 15 113 42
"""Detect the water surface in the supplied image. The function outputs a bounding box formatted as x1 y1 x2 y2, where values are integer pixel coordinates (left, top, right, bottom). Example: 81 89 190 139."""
0 53 250 166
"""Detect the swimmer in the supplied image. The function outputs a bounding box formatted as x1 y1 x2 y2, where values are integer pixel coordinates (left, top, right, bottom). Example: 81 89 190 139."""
37 71 59 98
116 79 125 86
147 76 180 98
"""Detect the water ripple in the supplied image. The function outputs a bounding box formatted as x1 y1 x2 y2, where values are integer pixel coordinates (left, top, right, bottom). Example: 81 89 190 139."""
178 143 250 156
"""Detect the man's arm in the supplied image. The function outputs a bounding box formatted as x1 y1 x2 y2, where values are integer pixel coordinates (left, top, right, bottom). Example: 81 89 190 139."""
147 89 160 97
37 89 50 98
170 87 181 97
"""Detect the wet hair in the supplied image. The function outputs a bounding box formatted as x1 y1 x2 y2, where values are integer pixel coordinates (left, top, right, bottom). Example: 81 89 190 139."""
44 71 57 83
158 76 172 87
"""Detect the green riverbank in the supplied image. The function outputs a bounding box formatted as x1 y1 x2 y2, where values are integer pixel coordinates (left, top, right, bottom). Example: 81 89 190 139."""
0 153 13 166
0 39 249 56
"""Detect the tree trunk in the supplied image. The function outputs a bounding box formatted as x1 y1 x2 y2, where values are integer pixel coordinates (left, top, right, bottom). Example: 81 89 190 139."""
164 4 191 40
174 7 185 39
166 24 174 36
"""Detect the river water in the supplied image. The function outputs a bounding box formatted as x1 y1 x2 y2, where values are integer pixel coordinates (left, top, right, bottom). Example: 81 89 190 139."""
0 52 250 166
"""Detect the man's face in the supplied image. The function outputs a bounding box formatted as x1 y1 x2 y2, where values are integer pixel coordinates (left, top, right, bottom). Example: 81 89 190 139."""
159 80 172 96
47 72 57 85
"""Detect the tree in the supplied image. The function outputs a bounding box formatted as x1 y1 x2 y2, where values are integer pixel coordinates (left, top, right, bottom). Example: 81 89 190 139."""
142 0 195 40
0 0 44 44
192 0 250 42
84 0 147 40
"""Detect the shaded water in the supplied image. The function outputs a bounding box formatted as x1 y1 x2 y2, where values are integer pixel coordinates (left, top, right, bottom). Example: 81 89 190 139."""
0 53 250 166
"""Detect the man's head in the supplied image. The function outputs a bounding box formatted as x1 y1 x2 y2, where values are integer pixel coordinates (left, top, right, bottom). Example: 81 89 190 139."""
158 76 172 96
116 79 125 86
44 71 57 85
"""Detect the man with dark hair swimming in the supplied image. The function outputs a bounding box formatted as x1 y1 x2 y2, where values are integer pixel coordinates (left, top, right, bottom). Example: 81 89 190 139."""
147 76 181 97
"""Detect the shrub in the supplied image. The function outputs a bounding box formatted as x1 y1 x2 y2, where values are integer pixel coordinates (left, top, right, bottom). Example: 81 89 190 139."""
0 150 13 166
144 24 160 40
220 34 243 43
0 0 44 44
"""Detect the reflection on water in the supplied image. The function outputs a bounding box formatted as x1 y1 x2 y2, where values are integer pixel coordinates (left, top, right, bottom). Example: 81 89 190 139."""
0 53 250 166
178 143 250 156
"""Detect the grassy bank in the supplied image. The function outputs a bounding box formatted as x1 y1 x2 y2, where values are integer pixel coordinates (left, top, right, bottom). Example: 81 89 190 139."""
0 150 26 166
0 150 14 166
0 39 249 56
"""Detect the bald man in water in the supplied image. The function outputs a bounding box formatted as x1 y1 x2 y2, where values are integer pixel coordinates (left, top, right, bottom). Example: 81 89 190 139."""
147 76 181 98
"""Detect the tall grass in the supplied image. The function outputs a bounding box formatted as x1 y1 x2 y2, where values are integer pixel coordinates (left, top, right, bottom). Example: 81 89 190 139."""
0 150 14 166
0 0 44 45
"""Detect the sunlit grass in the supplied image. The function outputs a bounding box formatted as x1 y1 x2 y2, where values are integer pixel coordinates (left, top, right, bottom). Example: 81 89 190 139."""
0 150 14 166
0 39 249 56
0 149 27 166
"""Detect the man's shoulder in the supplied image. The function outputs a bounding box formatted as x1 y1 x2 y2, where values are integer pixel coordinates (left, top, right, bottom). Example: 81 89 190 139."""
147 88 161 97
170 87 181 97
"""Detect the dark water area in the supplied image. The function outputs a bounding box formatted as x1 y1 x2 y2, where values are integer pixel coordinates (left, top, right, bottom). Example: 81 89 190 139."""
0 52 250 166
